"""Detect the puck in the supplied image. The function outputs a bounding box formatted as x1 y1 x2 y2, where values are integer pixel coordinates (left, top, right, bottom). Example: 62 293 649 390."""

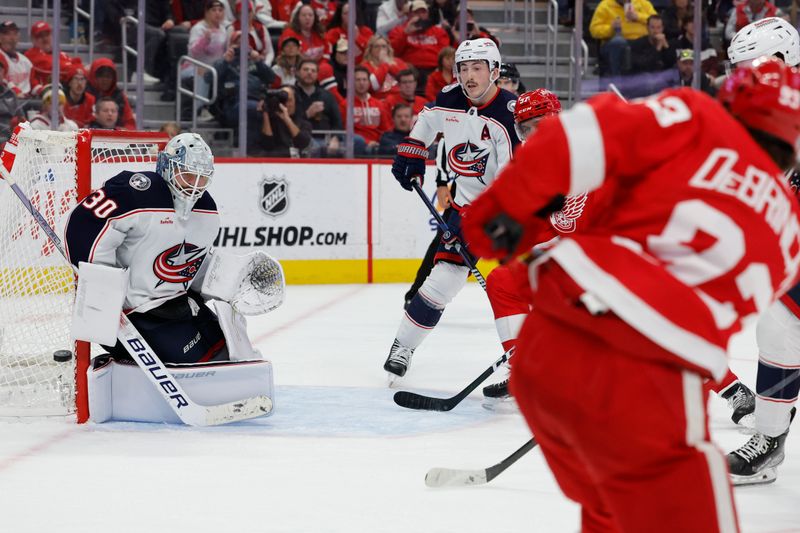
53 350 73 362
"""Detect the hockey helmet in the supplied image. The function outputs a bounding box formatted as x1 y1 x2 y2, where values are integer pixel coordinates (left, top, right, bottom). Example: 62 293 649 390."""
514 89 562 140
499 63 521 83
718 57 800 151
729 17 800 67
455 38 502 101
156 132 215 219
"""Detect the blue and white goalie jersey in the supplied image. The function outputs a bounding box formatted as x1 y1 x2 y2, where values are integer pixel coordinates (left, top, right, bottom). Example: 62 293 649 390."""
64 171 219 312
411 85 520 206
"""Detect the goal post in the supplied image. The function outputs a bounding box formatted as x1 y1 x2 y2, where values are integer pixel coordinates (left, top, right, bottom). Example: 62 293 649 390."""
0 127 168 422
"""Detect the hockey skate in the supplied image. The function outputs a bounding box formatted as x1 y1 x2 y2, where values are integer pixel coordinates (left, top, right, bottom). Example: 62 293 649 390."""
482 370 516 411
720 381 755 429
727 408 796 486
384 339 414 385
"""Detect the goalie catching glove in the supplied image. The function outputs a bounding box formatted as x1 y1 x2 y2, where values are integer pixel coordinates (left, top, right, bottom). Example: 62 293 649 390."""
201 250 285 315
392 137 428 191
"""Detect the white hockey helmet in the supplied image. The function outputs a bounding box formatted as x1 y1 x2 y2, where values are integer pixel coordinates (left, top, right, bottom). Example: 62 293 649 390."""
455 38 502 100
728 17 800 67
156 132 215 219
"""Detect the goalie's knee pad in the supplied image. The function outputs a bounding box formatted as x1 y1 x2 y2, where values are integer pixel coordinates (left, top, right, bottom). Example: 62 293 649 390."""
87 355 274 424
417 261 469 309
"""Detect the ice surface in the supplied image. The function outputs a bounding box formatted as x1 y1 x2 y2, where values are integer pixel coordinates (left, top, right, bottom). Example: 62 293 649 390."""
1 284 798 532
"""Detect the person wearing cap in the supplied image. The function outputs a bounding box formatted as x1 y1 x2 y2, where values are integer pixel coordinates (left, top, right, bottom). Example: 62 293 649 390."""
272 35 303 87
278 4 329 62
673 48 716 96
388 0 450 82
24 21 80 97
87 57 136 130
0 20 33 98
29 85 78 132
325 2 373 64
360 35 409 99
63 65 96 128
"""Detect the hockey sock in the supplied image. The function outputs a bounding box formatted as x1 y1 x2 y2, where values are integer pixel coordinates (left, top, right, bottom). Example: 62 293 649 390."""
755 356 800 436
395 292 445 349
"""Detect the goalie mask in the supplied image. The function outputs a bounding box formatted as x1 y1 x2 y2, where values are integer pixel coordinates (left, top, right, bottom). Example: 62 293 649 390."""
729 17 800 68
156 133 215 220
455 38 501 102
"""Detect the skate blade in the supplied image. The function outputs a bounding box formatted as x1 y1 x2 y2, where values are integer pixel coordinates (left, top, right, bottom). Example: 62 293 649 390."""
386 372 402 388
481 396 518 413
731 467 777 486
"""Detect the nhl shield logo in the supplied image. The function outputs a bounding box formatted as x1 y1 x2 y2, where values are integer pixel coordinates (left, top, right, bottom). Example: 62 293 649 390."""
259 176 289 217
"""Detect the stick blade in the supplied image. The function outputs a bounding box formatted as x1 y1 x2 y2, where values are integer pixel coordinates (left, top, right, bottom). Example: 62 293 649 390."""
200 395 274 426
425 467 488 488
393 391 454 411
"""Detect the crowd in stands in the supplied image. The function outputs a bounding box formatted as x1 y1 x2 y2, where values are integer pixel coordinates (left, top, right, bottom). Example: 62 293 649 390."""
587 0 790 98
0 0 505 156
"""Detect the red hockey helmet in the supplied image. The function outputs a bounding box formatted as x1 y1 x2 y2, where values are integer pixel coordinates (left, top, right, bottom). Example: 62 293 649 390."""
514 89 562 124
718 57 800 150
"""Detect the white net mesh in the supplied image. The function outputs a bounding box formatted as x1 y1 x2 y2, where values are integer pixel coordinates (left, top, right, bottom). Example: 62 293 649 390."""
0 129 163 417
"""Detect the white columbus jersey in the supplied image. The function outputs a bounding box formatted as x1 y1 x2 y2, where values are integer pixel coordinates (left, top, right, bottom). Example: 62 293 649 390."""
410 84 520 206
64 171 219 312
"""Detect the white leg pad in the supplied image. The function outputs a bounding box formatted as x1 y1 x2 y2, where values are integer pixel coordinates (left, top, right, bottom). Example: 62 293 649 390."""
756 301 800 365
417 261 470 308
212 300 259 361
88 357 274 424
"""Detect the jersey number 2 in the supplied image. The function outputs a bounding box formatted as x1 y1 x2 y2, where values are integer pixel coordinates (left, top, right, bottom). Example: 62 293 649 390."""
82 189 118 219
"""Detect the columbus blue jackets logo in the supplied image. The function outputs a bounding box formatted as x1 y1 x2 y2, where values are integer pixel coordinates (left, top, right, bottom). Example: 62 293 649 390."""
259 176 289 217
447 141 490 181
129 173 151 191
153 241 207 288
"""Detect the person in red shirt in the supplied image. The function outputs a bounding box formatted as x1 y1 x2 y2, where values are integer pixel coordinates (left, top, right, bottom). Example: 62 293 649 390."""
62 65 95 128
278 4 329 62
384 68 427 116
360 34 408 99
24 21 79 96
324 2 373 64
424 46 455 101
340 66 392 154
462 58 800 533
233 0 275 65
388 0 450 81
87 57 136 130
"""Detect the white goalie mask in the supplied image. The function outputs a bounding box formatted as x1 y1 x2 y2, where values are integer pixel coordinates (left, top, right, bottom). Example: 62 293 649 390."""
729 17 800 67
455 38 502 101
156 133 215 220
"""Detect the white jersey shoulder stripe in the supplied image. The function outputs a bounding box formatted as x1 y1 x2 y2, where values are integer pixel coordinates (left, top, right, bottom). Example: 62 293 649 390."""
88 208 176 263
560 103 606 196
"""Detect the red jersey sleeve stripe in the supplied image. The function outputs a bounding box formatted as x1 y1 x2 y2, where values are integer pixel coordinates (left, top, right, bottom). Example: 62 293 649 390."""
560 103 606 196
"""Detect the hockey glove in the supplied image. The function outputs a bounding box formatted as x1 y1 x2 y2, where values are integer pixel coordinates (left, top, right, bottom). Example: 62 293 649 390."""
392 138 428 191
463 192 530 262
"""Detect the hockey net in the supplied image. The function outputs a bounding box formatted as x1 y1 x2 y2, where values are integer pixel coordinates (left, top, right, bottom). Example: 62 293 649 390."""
0 129 167 422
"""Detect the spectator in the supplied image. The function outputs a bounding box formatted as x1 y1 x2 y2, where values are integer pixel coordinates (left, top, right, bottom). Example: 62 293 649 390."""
89 97 120 130
258 85 312 157
0 20 33 98
378 102 413 155
725 0 784 42
25 21 80 97
186 0 230 92
309 0 338 28
130 0 177 85
278 4 329 62
232 0 275 65
319 37 349 102
376 0 410 36
673 48 716 95
160 120 182 139
361 35 408 98
630 15 676 73
429 0 458 30
63 66 96 128
325 2 374 63
384 68 426 116
590 0 657 75
213 31 276 151
249 0 286 30
87 57 136 130
155 0 198 101
29 86 78 131
272 35 303 87
341 66 392 154
388 0 450 84
670 13 717 74
295 59 343 131
660 0 691 41
424 45 454 100
0 54 21 142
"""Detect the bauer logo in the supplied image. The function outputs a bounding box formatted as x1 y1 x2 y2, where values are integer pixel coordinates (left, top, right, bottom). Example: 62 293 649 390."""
259 176 289 218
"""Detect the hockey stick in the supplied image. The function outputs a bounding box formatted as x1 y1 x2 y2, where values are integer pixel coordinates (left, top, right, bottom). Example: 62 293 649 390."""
393 347 513 411
0 163 272 426
425 437 538 487
411 179 487 290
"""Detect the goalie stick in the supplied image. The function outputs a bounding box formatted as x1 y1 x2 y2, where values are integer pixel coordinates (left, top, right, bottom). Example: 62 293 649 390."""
425 437 538 487
0 160 272 426
393 347 513 411
411 179 487 291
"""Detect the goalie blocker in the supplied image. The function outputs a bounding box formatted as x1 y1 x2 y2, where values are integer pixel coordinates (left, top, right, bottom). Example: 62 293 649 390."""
79 250 284 423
